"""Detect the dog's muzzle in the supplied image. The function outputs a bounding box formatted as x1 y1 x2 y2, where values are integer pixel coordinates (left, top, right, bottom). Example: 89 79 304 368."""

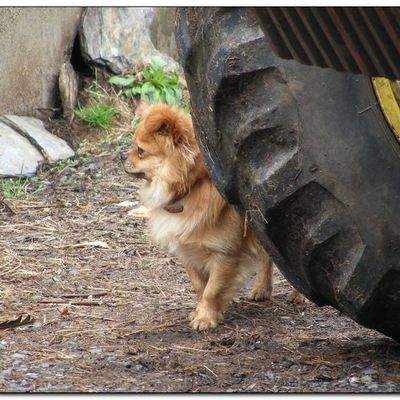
119 151 147 180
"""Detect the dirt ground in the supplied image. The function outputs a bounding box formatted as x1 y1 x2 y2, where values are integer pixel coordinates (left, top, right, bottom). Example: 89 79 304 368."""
1 123 400 393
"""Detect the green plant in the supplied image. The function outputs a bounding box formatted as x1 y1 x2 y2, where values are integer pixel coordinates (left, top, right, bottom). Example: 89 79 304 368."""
1 176 45 199
44 157 77 176
108 57 185 107
85 68 110 99
75 103 117 130
98 132 133 148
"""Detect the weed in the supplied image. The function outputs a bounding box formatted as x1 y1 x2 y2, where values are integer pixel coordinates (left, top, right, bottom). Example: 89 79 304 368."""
85 68 110 100
109 57 187 108
76 138 95 161
75 103 117 130
1 176 45 199
98 132 133 149
44 157 77 176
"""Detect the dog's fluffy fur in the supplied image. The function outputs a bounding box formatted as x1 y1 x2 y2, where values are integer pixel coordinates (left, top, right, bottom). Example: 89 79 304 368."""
123 104 298 330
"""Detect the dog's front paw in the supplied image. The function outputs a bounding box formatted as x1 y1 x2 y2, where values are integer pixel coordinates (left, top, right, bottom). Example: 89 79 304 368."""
190 315 219 331
188 309 198 322
248 286 272 301
189 308 221 331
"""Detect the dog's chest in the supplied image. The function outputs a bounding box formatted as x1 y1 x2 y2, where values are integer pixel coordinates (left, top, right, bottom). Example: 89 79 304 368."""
149 209 197 251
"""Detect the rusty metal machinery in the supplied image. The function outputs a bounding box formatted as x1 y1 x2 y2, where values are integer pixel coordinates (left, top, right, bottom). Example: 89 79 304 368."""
254 7 400 80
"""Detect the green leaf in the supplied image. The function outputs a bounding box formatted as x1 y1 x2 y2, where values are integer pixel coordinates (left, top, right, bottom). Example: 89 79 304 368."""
123 86 141 98
171 86 183 101
141 82 157 102
123 89 134 98
108 75 136 87
141 82 156 95
164 87 177 105
165 76 179 86
152 90 162 103
142 69 151 81
130 85 142 95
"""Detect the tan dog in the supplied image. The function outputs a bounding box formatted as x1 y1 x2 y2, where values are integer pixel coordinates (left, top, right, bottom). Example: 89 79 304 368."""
121 103 300 330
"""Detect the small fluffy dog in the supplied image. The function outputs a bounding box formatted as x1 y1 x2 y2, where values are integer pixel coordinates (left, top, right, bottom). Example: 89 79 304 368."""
121 103 300 330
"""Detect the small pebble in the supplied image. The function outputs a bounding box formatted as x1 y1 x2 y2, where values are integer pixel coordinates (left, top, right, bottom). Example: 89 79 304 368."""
69 268 79 276
361 375 373 384
349 376 360 385
264 372 274 380
11 351 31 359
89 346 103 354
133 363 145 371
1 367 13 377
368 384 379 390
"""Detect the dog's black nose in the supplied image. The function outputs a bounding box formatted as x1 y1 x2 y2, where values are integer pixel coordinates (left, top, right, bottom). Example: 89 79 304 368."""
119 151 128 161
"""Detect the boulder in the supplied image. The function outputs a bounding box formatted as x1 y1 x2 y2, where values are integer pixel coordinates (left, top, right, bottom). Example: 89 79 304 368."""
0 116 75 177
0 8 82 117
149 8 179 63
0 122 44 177
79 7 180 74
1 115 75 164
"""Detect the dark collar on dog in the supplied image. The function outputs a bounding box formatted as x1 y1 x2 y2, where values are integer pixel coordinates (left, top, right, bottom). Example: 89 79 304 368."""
163 192 186 214
163 204 184 213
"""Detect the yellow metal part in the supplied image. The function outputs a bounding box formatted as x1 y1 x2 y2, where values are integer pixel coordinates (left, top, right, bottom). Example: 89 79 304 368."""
372 77 400 142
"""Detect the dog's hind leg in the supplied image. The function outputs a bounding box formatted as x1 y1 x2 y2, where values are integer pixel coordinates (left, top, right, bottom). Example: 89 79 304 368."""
288 288 305 304
248 249 274 301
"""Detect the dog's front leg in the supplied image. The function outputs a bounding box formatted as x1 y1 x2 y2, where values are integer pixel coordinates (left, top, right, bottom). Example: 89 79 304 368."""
190 255 243 331
185 264 207 301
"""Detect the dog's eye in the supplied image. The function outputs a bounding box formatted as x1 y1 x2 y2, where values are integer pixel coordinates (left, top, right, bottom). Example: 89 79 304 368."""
137 146 144 158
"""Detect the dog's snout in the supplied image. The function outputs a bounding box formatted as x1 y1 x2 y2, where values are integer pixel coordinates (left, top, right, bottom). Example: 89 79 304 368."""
119 151 128 162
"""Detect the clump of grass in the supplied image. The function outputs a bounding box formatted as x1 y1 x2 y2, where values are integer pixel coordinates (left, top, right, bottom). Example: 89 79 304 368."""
85 68 110 100
108 56 189 110
75 103 117 130
1 176 45 200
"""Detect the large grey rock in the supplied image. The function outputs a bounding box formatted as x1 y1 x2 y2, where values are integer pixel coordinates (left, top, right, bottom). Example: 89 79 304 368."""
79 7 180 74
0 8 82 117
1 115 75 164
0 122 44 177
149 8 179 63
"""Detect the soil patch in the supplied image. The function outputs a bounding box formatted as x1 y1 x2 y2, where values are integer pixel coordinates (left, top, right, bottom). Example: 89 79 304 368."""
1 119 400 393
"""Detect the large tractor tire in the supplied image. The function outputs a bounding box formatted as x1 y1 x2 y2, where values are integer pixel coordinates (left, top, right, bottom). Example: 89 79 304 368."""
176 8 400 341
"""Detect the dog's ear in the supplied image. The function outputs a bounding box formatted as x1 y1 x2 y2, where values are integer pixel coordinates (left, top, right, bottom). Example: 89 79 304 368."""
145 112 172 137
155 122 170 136
144 105 191 146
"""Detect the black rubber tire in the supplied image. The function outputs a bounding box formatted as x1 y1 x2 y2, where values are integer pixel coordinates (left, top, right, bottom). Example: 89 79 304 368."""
176 7 400 342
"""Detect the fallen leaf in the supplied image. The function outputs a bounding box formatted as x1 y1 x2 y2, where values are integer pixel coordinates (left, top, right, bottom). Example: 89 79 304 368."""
58 306 70 316
115 200 138 208
0 315 34 330
127 205 150 218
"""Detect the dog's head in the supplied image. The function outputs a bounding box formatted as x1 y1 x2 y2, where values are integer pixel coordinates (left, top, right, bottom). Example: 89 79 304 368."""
121 103 201 208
